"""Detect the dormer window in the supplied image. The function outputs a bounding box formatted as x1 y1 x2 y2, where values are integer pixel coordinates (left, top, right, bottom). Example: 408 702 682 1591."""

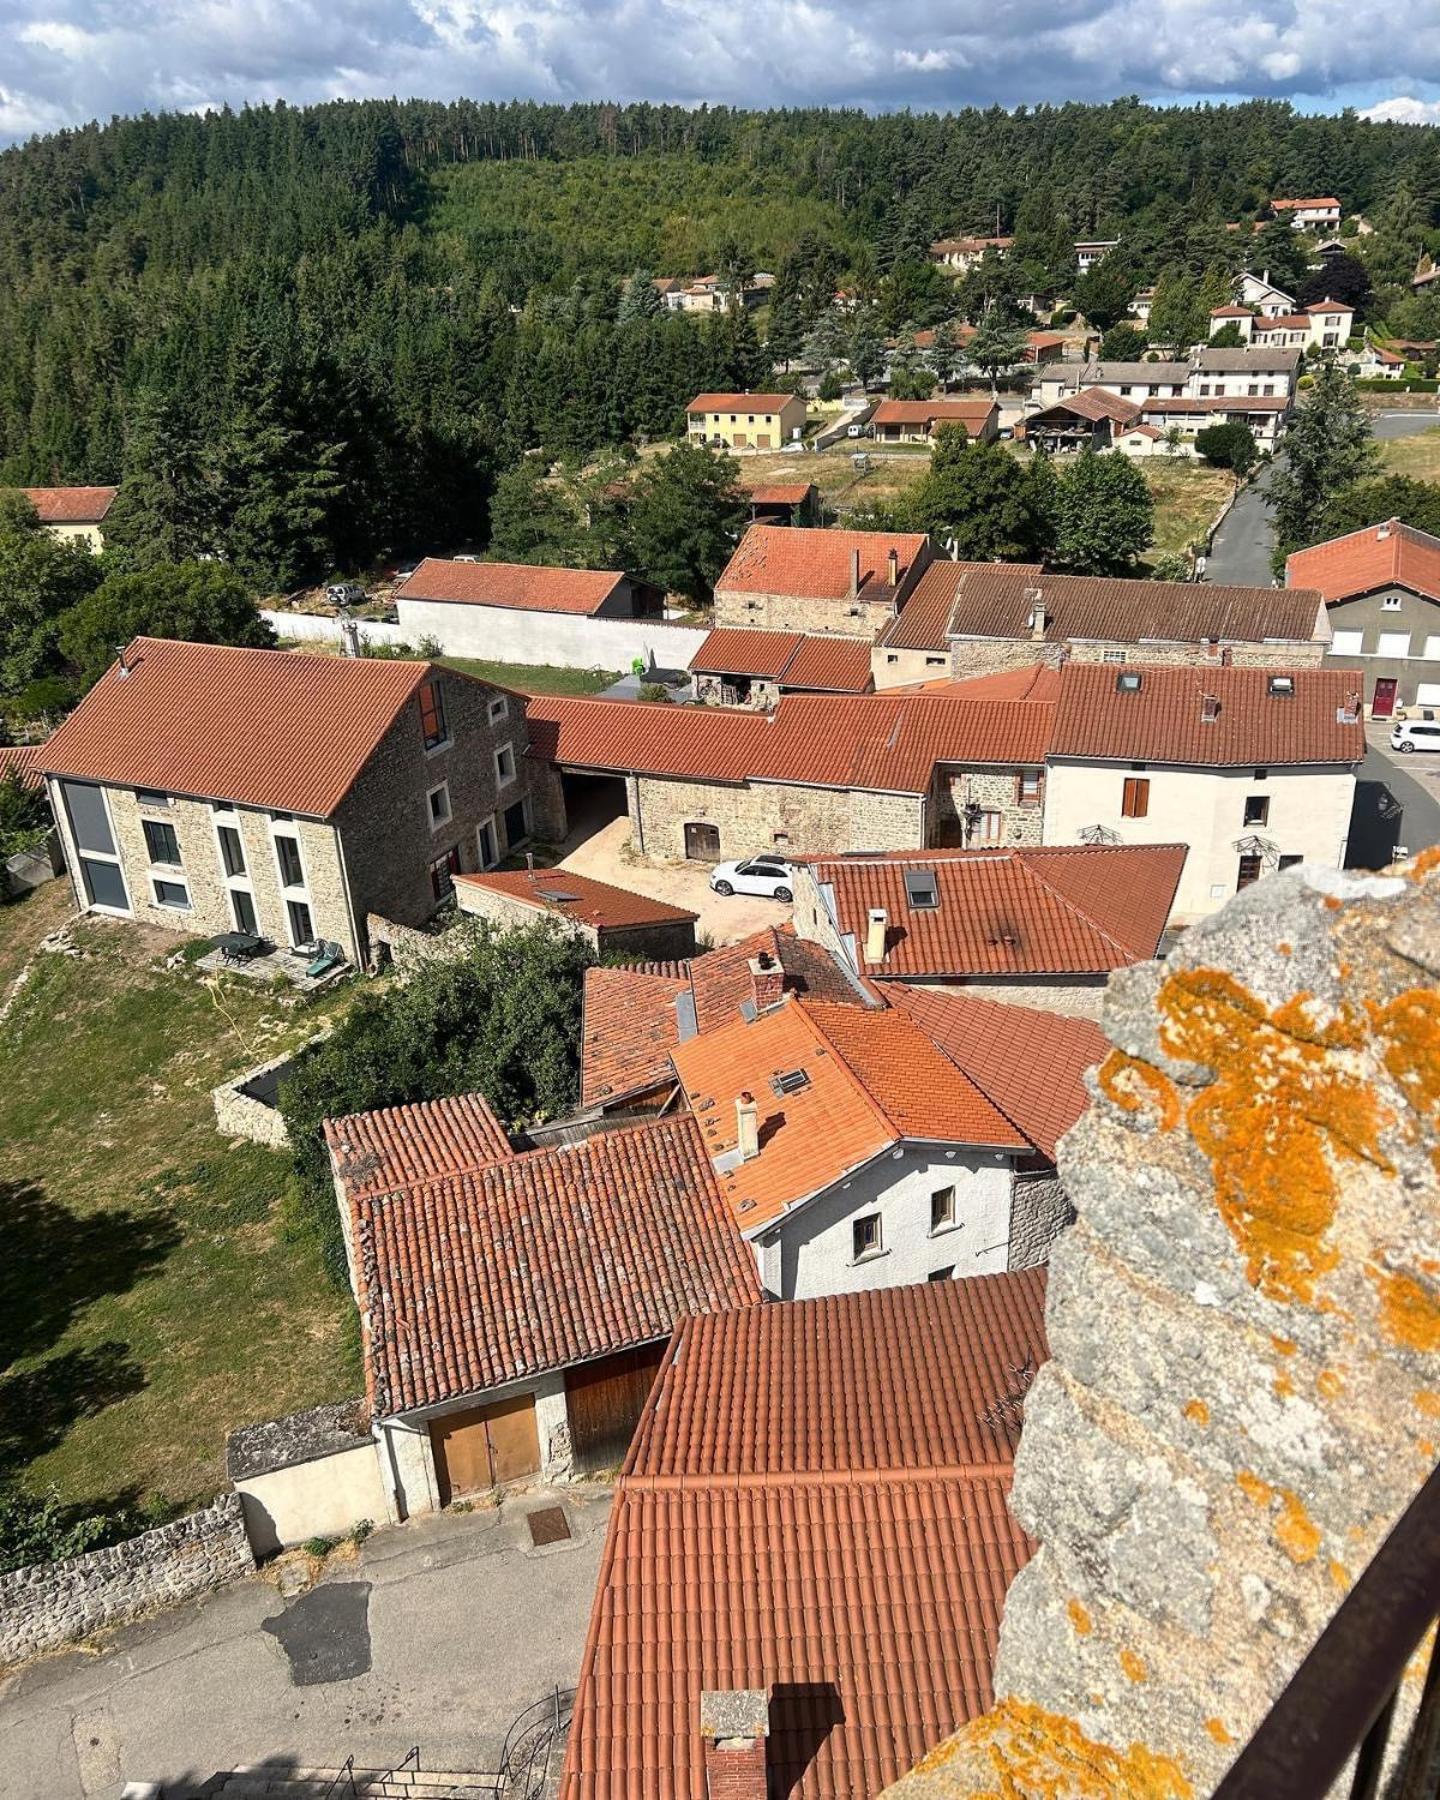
904 869 940 909
1117 671 1143 693
419 680 448 750
1268 675 1295 698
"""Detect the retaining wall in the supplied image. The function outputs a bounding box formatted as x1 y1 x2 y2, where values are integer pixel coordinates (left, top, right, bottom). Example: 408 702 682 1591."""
212 1031 331 1148
0 1495 253 1666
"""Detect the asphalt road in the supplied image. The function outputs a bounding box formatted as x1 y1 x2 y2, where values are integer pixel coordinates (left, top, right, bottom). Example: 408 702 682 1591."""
1354 725 1440 864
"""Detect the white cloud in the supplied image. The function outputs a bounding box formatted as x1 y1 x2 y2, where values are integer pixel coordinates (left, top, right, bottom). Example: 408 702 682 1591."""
1362 96 1440 125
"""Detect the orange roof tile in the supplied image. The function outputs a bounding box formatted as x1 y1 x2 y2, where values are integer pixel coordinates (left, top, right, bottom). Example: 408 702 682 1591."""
777 635 873 693
889 986 1108 1159
870 398 998 428
17 485 117 523
1286 519 1440 605
1050 663 1365 766
748 481 815 505
880 562 1045 653
0 744 46 791
397 557 629 615
581 965 690 1107
805 843 1185 980
688 391 800 412
324 1092 514 1200
454 866 696 930
40 638 438 817
690 627 805 680
1272 196 1340 210
562 1274 1049 1800
716 524 929 603
355 1114 760 1414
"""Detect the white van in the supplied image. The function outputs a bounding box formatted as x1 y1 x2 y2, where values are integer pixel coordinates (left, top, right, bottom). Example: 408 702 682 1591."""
1391 718 1440 753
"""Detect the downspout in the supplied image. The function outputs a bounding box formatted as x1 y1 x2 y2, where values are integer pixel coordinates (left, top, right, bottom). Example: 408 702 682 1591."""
332 822 366 970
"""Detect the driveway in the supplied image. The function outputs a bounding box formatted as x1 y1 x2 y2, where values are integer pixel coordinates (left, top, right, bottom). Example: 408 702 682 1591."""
558 813 793 947
0 1489 611 1800
1350 722 1440 866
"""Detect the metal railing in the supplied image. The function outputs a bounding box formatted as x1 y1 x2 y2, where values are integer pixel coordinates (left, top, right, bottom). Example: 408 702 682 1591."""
1214 1460 1440 1799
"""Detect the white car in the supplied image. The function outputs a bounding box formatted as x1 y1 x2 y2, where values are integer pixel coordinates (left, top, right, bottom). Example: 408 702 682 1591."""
709 856 797 902
1392 719 1440 753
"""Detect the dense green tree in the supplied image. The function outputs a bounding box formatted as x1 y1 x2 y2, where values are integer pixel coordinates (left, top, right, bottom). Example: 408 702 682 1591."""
621 443 747 604
1209 321 1248 348
618 270 663 323
486 457 594 564
1195 420 1260 482
887 333 934 402
102 393 218 571
59 563 274 688
1072 255 1142 331
0 494 103 697
1269 365 1379 564
929 320 961 392
967 312 1029 397
1316 474 1440 543
0 769 51 900
847 313 886 388
881 260 954 333
803 305 851 374
1052 450 1154 573
1099 322 1148 361
1249 218 1311 295
1297 254 1371 314
899 427 1056 561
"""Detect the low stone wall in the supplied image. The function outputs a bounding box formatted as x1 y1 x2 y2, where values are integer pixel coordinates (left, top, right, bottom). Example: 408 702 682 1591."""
212 1032 330 1147
367 910 469 978
0 1494 253 1666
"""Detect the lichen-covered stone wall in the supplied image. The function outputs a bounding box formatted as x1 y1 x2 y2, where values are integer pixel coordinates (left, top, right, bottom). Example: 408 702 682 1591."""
885 859 1440 1798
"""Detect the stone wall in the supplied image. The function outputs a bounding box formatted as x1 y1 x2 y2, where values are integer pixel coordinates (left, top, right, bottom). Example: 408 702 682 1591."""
1006 1168 1075 1271
713 589 893 639
630 773 925 863
930 768 1044 848
884 861 1440 1797
212 1033 330 1147
0 1495 253 1666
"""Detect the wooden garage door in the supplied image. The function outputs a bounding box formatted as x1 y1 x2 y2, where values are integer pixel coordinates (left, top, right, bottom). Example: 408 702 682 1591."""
430 1392 540 1503
565 1343 667 1473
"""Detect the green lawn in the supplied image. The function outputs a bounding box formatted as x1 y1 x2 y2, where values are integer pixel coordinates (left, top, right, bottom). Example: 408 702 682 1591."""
1142 460 1236 565
440 657 619 696
0 887 360 1519
1379 425 1440 482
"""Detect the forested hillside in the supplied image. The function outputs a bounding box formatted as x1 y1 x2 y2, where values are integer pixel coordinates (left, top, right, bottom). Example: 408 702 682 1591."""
4 95 1440 579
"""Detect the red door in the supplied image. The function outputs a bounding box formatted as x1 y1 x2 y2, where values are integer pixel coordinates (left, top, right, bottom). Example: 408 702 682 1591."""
1372 678 1399 719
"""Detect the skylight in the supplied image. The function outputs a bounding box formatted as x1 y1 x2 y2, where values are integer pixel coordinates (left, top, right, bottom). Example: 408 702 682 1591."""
904 869 940 909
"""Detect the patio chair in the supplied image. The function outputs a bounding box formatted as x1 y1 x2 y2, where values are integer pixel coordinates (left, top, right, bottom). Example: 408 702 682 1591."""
304 940 345 981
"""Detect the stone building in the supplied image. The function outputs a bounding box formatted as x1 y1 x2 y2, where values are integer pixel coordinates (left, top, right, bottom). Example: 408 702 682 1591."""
17 484 117 550
688 627 874 708
40 637 536 967
453 864 697 961
713 524 933 637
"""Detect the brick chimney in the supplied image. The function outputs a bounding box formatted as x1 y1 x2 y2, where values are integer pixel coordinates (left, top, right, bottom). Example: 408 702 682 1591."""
848 547 861 600
736 1092 760 1162
700 1689 770 1799
865 907 888 965
748 953 784 1012
887 547 900 588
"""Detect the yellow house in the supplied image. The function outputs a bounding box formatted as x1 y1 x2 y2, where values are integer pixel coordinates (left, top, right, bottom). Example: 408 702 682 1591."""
19 486 118 552
686 392 808 453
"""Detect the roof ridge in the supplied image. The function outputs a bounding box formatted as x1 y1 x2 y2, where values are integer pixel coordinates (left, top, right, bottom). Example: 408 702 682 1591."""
622 1459 1018 1493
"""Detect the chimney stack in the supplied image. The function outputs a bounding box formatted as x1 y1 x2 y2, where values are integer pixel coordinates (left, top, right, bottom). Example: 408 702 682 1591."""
1024 586 1046 641
848 547 861 600
736 1092 760 1162
700 1690 770 1800
865 907 888 965
748 954 784 1013
887 547 899 588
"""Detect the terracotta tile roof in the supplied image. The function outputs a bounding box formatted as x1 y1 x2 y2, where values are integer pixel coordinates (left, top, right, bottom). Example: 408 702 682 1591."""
804 843 1185 980
324 1092 514 1200
690 627 805 680
1272 196 1340 210
454 866 696 930
396 558 628 615
672 998 1026 1229
880 562 1046 653
688 392 799 412
1211 304 1252 317
777 635 873 693
1286 519 1440 605
355 1114 761 1415
931 235 1015 254
1050 663 1365 766
0 744 45 791
870 398 998 429
40 638 436 817
888 986 1108 1160
716 524 930 603
17 485 117 523
889 667 1062 702
562 1273 1049 1800
749 481 814 505
1027 387 1141 427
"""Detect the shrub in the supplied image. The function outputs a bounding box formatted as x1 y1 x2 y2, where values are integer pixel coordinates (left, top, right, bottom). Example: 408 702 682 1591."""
636 682 672 703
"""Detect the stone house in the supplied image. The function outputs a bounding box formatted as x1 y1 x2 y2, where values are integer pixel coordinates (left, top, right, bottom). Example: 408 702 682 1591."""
685 391 808 452
40 637 537 967
1041 663 1364 921
453 864 697 961
1286 517 1440 717
325 1096 760 1513
688 626 873 708
17 485 117 550
713 524 933 638
790 842 1186 1015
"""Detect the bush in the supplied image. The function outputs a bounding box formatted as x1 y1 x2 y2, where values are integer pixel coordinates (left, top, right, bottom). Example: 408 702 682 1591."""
817 369 844 402
0 1483 156 1574
1354 377 1440 392
636 681 672 703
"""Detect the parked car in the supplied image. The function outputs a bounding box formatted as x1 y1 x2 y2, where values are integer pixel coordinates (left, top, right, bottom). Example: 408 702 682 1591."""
1391 719 1440 753
709 855 797 901
325 581 365 608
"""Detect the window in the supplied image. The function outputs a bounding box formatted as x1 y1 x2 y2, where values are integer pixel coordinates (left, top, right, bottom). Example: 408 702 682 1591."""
1424 637 1440 662
152 877 190 910
1254 768 1268 781
218 824 246 878
1117 671 1143 693
930 1187 956 1232
143 819 181 866
1331 629 1364 655
231 888 259 935
852 1213 883 1262
487 695 509 726
275 834 304 889
1378 632 1412 659
1017 771 1042 807
904 868 939 909
886 653 899 664
970 810 1003 844
925 655 947 667
494 743 517 788
1244 794 1270 826
1279 854 1304 871
1103 649 1126 664
928 1267 955 1283
1382 596 1404 612
79 858 129 912
427 782 452 829
1237 853 1264 889
1121 776 1150 818
1267 675 1295 697
135 789 171 809
62 781 116 857
773 1068 811 1096
286 898 314 947
430 845 461 902
419 680 448 751
477 817 499 869
504 799 528 850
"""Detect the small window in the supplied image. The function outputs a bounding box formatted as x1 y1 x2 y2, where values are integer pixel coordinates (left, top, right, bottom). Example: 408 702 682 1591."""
1254 768 1268 781
1117 671 1143 693
275 834 304 889
218 824 246 878
1103 649 1126 664
1331 629 1364 656
488 694 509 725
886 653 899 664
1267 675 1295 697
927 1266 955 1282
286 898 314 946
477 817 499 869
427 782 452 829
231 888 259 935
143 819 181 866
152 877 190 910
1244 794 1270 826
1378 632 1412 659
772 1068 811 1096
925 655 947 667
930 1187 956 1232
1122 776 1150 818
430 845 461 902
904 869 939 909
136 789 171 808
419 680 448 750
494 743 517 788
852 1213 883 1262
1017 771 1042 807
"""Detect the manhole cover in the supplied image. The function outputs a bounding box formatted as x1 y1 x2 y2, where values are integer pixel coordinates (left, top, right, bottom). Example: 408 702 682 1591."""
527 1505 571 1546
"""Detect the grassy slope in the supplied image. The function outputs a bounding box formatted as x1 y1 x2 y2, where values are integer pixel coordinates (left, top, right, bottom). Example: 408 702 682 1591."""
0 889 359 1515
1141 461 1235 564
440 657 618 696
1379 425 1440 481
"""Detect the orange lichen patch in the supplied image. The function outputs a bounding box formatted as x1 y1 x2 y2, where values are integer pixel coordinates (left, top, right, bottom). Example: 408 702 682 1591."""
1236 1470 1273 1507
1068 1599 1094 1637
1278 942 1292 955
1274 1490 1323 1564
909 1697 1194 1797
1097 1049 1182 1131
1329 1559 1351 1592
1119 1649 1149 1684
1317 1369 1344 1400
1420 1439 1436 1459
1371 989 1440 1121
1417 1390 1440 1418
1370 1265 1440 1353
1406 845 1440 881
1323 895 1343 911
1204 1719 1234 1747
1182 1399 1210 1427
1273 1370 1295 1399
1157 970 1390 1306
1271 1335 1297 1356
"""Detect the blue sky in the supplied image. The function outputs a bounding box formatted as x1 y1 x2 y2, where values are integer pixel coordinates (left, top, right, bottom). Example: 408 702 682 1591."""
3 0 1440 144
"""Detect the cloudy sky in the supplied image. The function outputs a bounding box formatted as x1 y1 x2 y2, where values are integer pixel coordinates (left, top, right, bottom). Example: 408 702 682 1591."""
3 0 1440 144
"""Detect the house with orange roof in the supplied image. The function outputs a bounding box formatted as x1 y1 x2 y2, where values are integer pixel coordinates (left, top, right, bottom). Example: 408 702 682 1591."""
745 480 818 527
869 396 999 444
712 522 932 637
686 391 808 452
14 485 118 550
452 863 697 961
688 626 874 707
1270 196 1342 232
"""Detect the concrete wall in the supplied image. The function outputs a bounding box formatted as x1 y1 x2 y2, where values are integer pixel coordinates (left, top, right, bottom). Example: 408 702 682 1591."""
873 642 964 688
378 1370 571 1519
235 1444 388 1559
261 610 410 650
1042 760 1355 921
629 772 925 862
0 1495 252 1666
757 1145 1019 1302
394 598 707 674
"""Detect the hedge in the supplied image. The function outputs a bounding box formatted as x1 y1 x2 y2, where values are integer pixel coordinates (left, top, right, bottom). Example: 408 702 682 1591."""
1353 377 1439 393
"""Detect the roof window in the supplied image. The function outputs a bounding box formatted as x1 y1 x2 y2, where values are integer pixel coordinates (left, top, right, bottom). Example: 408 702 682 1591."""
904 869 940 910
771 1068 811 1097
1268 675 1295 698
1117 671 1143 693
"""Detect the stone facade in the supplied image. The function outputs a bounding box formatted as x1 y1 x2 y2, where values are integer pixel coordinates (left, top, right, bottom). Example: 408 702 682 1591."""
1007 1168 1075 1269
713 587 897 639
692 671 783 710
930 767 1045 848
884 862 1440 1797
0 1494 253 1666
876 635 1324 692
453 879 697 962
629 774 926 863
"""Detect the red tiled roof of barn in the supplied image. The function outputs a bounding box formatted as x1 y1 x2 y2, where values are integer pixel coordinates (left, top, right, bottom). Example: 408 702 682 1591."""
324 1092 514 1200
715 524 929 603
454 866 696 930
1285 518 1440 605
776 635 873 692
396 558 630 615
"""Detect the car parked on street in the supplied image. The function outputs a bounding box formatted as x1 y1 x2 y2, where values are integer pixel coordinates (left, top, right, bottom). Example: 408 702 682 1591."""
1392 719 1440 753
708 855 797 901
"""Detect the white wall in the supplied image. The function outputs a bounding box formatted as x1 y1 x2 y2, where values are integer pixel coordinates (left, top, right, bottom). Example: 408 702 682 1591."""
262 610 410 649
394 598 709 673
235 1442 390 1557
759 1144 1018 1302
1042 760 1356 921
377 1370 570 1519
